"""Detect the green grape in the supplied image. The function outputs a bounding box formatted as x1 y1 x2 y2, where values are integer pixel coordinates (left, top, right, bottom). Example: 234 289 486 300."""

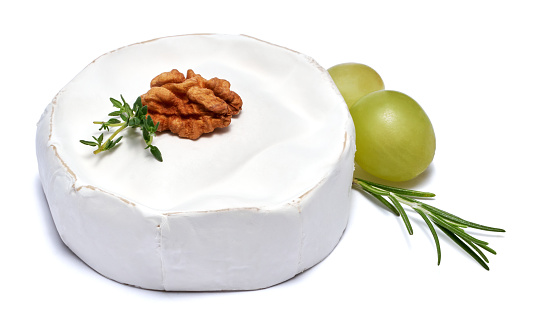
328 63 385 108
350 90 436 182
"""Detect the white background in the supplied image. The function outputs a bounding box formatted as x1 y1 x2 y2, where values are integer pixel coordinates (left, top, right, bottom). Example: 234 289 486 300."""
2 0 532 321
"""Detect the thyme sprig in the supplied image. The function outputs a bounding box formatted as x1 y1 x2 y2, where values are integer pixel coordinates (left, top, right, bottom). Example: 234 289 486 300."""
80 95 163 162
353 177 505 270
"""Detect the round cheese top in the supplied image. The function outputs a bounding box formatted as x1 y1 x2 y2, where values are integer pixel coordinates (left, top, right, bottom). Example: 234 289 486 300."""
50 34 351 213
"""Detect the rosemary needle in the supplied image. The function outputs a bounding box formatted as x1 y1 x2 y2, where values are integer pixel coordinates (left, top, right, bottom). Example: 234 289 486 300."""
353 177 505 270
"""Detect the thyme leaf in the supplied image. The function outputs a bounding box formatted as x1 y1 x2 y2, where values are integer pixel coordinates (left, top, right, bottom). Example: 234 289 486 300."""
80 95 163 162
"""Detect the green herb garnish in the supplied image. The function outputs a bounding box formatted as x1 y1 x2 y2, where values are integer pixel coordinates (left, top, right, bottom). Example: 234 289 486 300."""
80 95 162 162
353 177 505 270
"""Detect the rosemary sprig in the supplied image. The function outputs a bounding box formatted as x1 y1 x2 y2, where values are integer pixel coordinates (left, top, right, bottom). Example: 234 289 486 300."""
80 95 163 162
353 177 505 270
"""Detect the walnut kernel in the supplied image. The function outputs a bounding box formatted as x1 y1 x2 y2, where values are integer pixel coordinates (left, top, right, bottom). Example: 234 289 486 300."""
141 69 242 140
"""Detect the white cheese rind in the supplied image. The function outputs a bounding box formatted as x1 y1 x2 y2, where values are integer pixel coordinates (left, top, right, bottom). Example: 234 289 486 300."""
36 34 355 291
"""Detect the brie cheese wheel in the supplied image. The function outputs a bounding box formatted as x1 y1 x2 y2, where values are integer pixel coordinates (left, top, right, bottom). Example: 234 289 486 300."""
36 34 355 291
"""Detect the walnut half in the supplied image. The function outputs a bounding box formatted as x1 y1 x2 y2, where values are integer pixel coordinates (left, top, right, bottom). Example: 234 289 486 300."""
141 69 243 140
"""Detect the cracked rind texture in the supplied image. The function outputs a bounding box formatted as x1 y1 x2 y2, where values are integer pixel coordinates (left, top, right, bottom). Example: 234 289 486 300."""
36 34 355 291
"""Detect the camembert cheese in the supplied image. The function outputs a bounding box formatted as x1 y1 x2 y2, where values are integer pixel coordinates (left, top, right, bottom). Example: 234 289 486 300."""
36 34 355 291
